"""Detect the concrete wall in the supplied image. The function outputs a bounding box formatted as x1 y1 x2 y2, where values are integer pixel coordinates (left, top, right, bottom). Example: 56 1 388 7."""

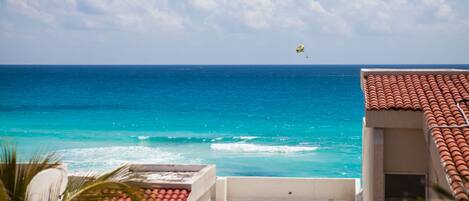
362 125 384 201
362 109 453 201
215 177 227 201
216 177 359 201
27 166 68 201
362 119 384 201
187 165 217 201
362 127 428 201
196 189 213 201
383 128 427 173
361 119 372 201
365 110 423 129
363 110 429 201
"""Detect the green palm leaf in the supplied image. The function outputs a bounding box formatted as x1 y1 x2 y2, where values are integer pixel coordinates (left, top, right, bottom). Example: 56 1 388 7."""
0 143 60 201
0 143 141 201
0 180 9 201
62 165 140 201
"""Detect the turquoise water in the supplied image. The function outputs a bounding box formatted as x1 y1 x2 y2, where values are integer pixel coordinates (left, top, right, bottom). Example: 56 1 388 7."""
2 65 465 177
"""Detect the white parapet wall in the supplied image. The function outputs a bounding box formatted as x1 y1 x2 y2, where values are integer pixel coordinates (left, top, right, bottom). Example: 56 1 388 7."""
27 165 68 201
216 176 360 201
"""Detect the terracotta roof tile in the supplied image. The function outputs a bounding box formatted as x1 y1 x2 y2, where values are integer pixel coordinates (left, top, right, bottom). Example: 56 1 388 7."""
363 72 469 200
77 187 190 201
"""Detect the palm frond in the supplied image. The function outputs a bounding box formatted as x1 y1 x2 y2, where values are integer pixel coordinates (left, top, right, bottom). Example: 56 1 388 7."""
0 142 61 201
0 143 17 201
431 183 456 200
62 165 140 201
95 165 130 182
64 181 139 201
0 143 140 201
0 180 9 201
18 151 60 201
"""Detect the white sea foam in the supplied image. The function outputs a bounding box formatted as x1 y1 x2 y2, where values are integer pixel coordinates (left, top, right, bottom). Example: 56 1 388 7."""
211 137 223 142
234 136 258 140
137 135 150 140
210 143 317 153
57 146 199 173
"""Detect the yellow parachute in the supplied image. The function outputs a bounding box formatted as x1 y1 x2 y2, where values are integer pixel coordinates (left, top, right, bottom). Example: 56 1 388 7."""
296 44 305 53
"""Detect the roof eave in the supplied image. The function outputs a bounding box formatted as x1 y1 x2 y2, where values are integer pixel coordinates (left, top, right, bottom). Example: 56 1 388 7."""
359 68 469 92
361 68 469 75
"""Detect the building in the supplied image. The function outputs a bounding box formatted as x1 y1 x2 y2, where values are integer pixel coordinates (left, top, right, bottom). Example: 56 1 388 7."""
360 69 469 201
36 164 360 201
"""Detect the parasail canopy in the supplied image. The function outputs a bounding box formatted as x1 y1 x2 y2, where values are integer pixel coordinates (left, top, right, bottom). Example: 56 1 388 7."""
296 44 305 53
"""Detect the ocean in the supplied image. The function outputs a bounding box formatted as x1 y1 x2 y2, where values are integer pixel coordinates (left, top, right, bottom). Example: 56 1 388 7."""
1 65 467 178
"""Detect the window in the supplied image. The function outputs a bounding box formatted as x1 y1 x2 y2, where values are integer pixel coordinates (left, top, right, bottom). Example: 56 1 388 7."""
385 174 426 201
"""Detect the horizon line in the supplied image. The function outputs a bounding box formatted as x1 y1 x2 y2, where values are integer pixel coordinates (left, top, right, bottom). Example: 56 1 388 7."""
1 64 469 66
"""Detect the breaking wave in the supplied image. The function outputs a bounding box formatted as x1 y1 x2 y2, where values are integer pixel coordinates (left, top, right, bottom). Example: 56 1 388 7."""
210 143 318 153
57 146 199 173
137 136 150 140
132 135 261 143
233 136 258 140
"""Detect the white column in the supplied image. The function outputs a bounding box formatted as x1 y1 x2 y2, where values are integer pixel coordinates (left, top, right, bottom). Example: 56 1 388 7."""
373 128 384 201
362 118 384 201
216 177 227 201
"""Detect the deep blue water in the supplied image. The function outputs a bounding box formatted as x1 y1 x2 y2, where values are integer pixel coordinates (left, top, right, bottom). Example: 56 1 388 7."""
1 65 468 177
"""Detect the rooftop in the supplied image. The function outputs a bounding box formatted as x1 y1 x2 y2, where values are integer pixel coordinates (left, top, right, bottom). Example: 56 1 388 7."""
362 68 469 200
69 164 215 201
78 187 190 201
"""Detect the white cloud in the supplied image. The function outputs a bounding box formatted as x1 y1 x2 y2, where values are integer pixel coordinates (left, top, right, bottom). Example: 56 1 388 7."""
369 11 392 33
308 0 352 34
6 0 56 26
421 0 455 20
422 0 444 7
310 1 330 16
4 0 187 32
224 0 276 29
303 0 468 34
190 0 218 11
2 0 469 35
279 17 305 29
437 4 454 19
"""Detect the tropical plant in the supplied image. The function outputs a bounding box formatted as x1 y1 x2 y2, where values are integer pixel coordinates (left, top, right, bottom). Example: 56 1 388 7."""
0 143 60 201
406 182 463 201
431 183 456 200
0 143 140 201
1 180 9 201
62 165 140 201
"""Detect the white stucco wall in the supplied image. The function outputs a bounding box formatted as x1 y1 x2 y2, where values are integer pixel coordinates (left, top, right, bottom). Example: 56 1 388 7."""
383 128 427 173
217 177 359 201
361 120 371 201
362 109 454 201
26 166 68 201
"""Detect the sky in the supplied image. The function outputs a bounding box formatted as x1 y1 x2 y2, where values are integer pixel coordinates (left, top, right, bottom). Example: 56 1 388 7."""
0 0 469 65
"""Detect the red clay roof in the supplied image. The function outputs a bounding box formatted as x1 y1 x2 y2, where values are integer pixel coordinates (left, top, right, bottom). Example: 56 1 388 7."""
363 71 469 200
81 187 190 201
